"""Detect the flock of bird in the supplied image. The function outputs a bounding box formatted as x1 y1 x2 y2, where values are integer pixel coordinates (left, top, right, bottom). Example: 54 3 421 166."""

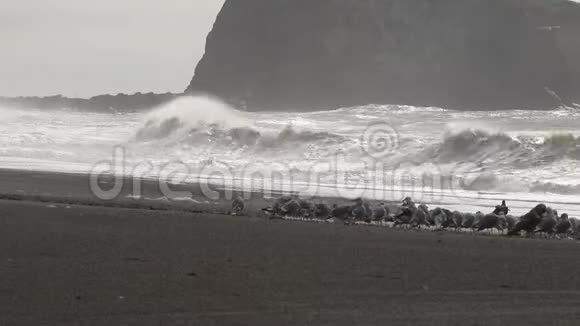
231 195 579 239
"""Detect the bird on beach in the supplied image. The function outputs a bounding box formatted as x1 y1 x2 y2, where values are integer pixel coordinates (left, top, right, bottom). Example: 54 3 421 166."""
442 209 457 228
473 211 485 229
476 213 502 232
507 204 548 236
554 213 572 236
298 199 316 218
431 208 455 228
265 195 294 218
371 203 388 223
426 209 437 226
505 215 518 230
569 217 580 236
410 204 429 227
231 196 245 216
452 211 465 229
493 200 510 216
534 207 558 237
429 208 446 228
461 213 476 229
258 193 574 243
330 204 353 225
280 199 302 218
394 199 417 227
351 198 368 224
314 202 332 220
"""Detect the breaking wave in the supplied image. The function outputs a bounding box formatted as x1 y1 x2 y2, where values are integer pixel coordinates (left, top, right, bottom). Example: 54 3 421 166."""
134 96 347 153
421 129 580 167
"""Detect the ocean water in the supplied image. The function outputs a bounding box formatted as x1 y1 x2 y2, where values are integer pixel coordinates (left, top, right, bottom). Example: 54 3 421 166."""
1 95 579 216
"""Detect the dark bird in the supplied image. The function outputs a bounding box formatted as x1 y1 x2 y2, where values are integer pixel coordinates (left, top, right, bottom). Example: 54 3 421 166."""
505 215 518 230
493 200 510 216
477 213 501 232
462 213 476 228
280 199 302 218
394 200 417 227
298 199 316 218
330 204 353 224
507 204 548 236
473 211 485 229
426 209 437 226
363 200 373 222
231 196 245 216
554 213 572 235
270 195 294 217
410 204 429 227
441 208 456 228
402 197 414 207
371 203 388 223
314 202 332 220
569 217 580 235
430 208 446 227
452 211 465 229
534 207 558 235
351 198 368 223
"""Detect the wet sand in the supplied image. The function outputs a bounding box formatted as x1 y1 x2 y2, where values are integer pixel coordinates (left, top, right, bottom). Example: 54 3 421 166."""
2 196 580 325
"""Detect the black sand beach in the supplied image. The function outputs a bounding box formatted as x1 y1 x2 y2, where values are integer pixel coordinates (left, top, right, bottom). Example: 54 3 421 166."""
2 169 580 325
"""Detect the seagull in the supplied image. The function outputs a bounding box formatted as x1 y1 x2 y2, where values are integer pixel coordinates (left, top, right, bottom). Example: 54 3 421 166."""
280 199 302 218
371 203 388 223
410 204 429 227
231 196 245 216
394 199 417 227
492 200 509 216
298 199 316 218
441 208 456 228
314 202 332 220
430 208 446 228
569 217 580 236
269 195 294 217
534 207 558 237
554 213 572 235
477 213 501 232
452 211 465 229
504 215 517 230
472 211 485 230
330 204 353 225
351 198 368 224
507 204 548 236
462 213 476 228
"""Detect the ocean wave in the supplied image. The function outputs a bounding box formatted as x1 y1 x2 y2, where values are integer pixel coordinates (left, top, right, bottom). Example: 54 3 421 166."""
134 96 348 153
422 129 580 167
529 182 580 195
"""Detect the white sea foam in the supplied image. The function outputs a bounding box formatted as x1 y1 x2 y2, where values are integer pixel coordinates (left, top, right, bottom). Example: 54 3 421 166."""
1 96 580 215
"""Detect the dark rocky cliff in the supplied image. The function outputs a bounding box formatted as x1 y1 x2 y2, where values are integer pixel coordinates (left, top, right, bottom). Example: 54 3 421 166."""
186 0 580 110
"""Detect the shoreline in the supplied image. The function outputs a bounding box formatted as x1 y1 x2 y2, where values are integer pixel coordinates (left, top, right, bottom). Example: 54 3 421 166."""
1 168 579 241
2 167 580 213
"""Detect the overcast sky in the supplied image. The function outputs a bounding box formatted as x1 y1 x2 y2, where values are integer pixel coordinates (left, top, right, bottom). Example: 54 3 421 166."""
0 0 224 97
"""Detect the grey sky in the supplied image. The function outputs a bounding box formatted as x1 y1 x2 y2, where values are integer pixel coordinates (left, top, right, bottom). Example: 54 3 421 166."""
0 0 224 97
